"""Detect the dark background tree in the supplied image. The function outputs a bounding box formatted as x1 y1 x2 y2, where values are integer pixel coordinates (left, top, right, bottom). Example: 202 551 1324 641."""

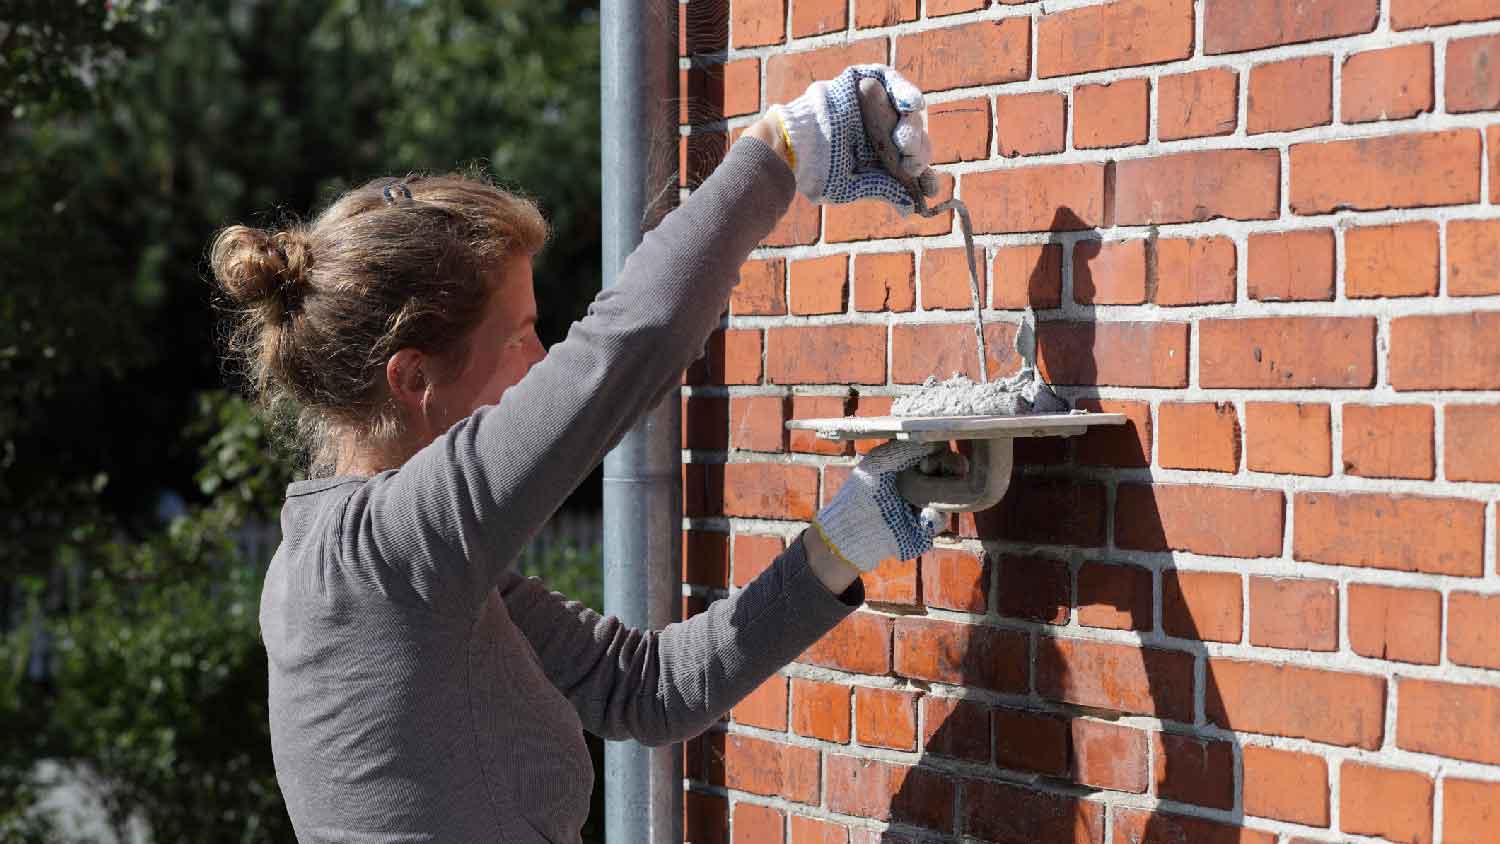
2 1 609 838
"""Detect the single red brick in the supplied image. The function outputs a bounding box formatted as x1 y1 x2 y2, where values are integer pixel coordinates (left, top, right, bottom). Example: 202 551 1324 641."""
765 39 887 104
729 396 788 453
891 322 1019 385
1205 0 1377 53
732 802 784 844
1199 317 1376 388
723 463 818 520
733 674 789 731
1153 733 1235 810
1341 762 1435 844
789 254 848 315
1242 745 1330 826
1448 592 1500 670
683 462 725 517
684 530 730 588
1294 492 1485 576
860 556 918 607
992 243 1063 309
996 555 1071 624
1346 221 1440 298
923 695 990 763
1073 239 1148 305
853 686 917 751
1119 809 1277 844
724 59 761 117
791 678 850 743
853 251 915 312
895 18 1029 93
732 258 786 316
1390 312 1500 390
825 756 954 831
992 707 1066 774
995 91 1067 158
1158 402 1241 473
1158 68 1238 140
1247 228 1336 301
961 478 1107 547
1114 149 1281 225
854 0 917 29
821 464 852 502
723 329 764 385
684 395 730 451
1448 219 1500 296
1343 43 1433 123
1154 236 1237 306
926 0 984 14
1206 659 1386 748
893 617 1028 693
733 0 788 48
824 174 955 242
1446 405 1500 481
921 246 986 310
1076 562 1152 631
685 791 728 844
1445 778 1500 844
1398 677 1500 765
1448 35 1500 113
1037 321 1189 387
1393 0 1500 27
1116 484 1284 558
920 547 986 612
1492 125 1500 204
764 192 821 248
788 395 851 457
1245 402 1331 477
1342 404 1435 480
724 734 820 803
1074 78 1150 149
766 325 885 385
1162 570 1242 643
1249 56 1333 134
1070 719 1148 793
964 780 1105 844
1073 398 1151 468
734 533 785 588
789 815 846 844
798 611 892 675
1290 130 1482 214
967 163 1106 233
1248 576 1338 651
791 0 847 38
1037 637 1195 721
928 98 989 164
1348 583 1441 665
1038 0 1194 77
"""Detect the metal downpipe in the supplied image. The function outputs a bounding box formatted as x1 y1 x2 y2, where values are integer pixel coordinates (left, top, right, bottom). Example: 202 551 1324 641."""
600 2 681 843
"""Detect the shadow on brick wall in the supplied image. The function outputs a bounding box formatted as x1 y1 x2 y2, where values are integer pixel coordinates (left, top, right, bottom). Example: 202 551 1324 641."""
885 209 1244 842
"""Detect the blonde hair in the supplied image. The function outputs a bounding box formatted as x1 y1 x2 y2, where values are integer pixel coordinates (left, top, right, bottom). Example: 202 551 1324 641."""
210 173 549 476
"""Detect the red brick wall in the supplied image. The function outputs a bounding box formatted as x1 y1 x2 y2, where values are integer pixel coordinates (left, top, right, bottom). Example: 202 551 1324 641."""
678 2 1500 842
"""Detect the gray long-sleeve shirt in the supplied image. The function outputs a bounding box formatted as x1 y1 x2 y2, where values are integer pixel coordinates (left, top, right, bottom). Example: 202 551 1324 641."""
260 137 864 843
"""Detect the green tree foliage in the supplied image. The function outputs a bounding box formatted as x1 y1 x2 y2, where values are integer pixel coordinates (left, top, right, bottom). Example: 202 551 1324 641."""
2 0 610 838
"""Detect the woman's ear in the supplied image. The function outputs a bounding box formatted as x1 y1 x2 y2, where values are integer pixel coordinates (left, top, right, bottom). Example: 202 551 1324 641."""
386 348 429 422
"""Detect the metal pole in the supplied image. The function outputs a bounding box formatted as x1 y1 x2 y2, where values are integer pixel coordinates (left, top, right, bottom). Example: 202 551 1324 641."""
601 1 681 843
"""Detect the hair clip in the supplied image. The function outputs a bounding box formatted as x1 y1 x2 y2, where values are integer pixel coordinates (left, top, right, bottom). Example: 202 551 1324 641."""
382 183 413 205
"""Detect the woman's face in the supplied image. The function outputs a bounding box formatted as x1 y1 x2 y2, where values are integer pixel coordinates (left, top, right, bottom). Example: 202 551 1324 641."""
428 254 545 431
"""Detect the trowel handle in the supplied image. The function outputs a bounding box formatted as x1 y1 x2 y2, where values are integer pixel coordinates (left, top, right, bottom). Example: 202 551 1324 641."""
856 78 939 213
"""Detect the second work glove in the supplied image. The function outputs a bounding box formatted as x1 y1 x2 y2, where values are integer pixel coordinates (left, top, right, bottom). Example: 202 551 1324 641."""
769 64 936 214
812 440 945 572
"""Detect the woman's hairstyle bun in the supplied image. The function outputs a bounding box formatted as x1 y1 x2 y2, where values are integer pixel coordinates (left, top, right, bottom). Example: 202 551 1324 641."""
210 225 312 324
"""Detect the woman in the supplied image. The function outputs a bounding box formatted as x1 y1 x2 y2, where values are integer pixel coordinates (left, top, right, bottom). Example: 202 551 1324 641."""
212 65 939 843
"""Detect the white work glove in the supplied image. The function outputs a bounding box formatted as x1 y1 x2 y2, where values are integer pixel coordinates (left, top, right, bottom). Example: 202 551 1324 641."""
768 64 936 215
812 441 946 572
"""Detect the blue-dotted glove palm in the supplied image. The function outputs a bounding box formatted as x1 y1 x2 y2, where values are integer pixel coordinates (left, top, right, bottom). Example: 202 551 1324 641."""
812 440 945 572
769 65 935 215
